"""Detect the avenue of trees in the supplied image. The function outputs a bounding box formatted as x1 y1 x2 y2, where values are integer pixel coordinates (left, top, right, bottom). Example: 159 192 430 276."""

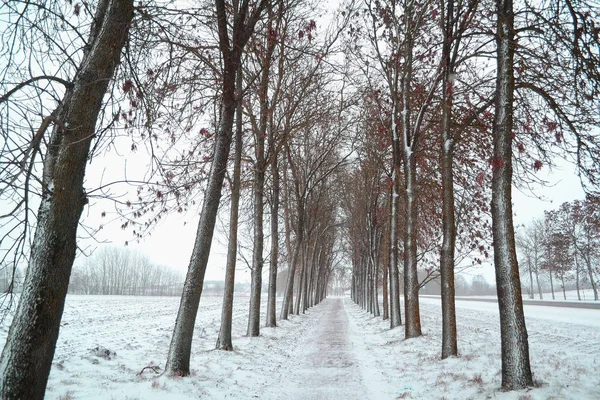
0 0 599 397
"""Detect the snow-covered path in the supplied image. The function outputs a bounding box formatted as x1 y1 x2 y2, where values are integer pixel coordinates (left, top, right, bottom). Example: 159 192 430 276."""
264 298 368 400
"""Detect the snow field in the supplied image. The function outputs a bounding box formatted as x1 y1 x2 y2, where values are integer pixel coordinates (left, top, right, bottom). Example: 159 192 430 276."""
346 297 599 399
1 294 598 399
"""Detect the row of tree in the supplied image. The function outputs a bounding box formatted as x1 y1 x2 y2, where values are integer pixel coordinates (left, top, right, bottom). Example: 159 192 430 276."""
344 0 600 392
1 0 347 395
67 248 184 297
517 195 600 301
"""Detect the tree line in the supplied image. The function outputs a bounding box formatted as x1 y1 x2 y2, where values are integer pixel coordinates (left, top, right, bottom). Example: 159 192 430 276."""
67 247 184 297
0 0 599 398
517 195 600 301
340 0 599 390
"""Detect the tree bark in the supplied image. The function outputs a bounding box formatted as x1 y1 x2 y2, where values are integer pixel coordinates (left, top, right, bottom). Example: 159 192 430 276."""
0 1 133 397
382 232 389 320
403 155 422 338
527 255 534 299
491 0 534 390
216 70 243 351
584 247 598 301
266 145 280 327
281 212 302 319
389 144 402 328
400 0 421 339
440 0 457 359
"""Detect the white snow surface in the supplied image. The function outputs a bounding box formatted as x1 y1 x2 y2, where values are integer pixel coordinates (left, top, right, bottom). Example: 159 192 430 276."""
0 295 598 399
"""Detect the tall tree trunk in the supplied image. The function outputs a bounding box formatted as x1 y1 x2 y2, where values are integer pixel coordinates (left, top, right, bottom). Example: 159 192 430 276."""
280 157 297 320
248 163 264 335
382 234 389 320
0 1 133 397
165 87 236 377
573 240 581 301
294 243 307 315
403 156 422 338
585 248 598 301
575 264 581 300
527 255 534 299
549 272 555 300
281 215 302 319
266 149 280 327
388 159 402 328
535 269 543 300
216 70 243 350
372 256 380 317
248 8 276 335
440 0 457 359
491 0 534 390
306 240 318 310
400 0 422 339
165 0 267 375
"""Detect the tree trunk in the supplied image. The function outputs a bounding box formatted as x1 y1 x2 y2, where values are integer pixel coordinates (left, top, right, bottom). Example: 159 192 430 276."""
491 0 534 390
439 0 457 359
399 0 421 338
549 272 555 300
294 244 307 315
280 157 298 320
216 70 243 350
584 249 598 301
575 263 581 301
248 10 276 335
388 158 402 328
403 155 422 339
0 1 133 397
164 0 267 376
382 236 389 320
372 236 381 317
248 162 264 335
281 222 302 319
527 255 534 299
534 246 543 299
266 149 280 327
535 269 543 300
165 92 236 377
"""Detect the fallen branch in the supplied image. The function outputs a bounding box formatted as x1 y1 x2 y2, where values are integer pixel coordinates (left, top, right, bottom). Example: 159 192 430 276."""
138 365 162 376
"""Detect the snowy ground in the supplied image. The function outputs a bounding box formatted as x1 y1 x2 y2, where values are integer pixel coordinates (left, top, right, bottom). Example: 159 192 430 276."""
0 294 598 399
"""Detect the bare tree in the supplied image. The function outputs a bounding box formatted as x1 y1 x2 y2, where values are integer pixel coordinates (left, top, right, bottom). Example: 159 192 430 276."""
164 0 268 377
216 70 243 350
516 218 545 299
0 0 134 397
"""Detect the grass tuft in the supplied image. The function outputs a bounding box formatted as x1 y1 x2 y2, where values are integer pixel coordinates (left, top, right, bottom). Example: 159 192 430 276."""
58 392 73 400
469 373 483 385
